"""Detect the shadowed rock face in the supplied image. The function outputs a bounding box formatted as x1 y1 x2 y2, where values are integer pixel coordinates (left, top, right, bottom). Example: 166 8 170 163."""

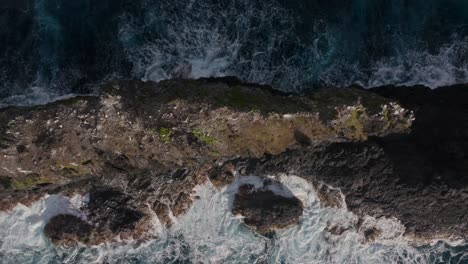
44 215 93 246
232 181 303 235
0 77 466 245
86 187 143 233
214 83 468 241
44 188 147 246
215 139 468 241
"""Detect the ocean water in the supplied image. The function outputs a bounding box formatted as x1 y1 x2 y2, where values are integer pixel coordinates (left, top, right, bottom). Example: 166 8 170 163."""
1 1 468 262
0 176 467 264
1 0 468 106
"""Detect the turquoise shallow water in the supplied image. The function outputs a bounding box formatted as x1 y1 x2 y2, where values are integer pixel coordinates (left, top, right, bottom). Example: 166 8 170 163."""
0 176 467 264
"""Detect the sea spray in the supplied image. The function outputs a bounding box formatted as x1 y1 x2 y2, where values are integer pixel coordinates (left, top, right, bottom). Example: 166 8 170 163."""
1 176 467 263
1 0 468 106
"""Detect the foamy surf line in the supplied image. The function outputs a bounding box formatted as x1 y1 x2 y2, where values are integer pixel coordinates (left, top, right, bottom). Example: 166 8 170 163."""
2 0 468 108
0 176 467 263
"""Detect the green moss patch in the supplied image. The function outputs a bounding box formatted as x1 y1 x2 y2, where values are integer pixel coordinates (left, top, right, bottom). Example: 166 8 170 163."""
159 128 171 143
345 106 365 139
191 129 216 145
11 175 51 190
60 164 90 178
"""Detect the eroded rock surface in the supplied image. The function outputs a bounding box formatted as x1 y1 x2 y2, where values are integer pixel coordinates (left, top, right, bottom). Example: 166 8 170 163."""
86 187 143 234
44 215 93 246
44 188 150 245
232 180 303 235
1 77 465 244
213 83 468 241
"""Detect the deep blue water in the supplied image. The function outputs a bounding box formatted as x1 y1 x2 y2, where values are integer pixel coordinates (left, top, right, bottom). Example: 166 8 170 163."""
1 0 468 105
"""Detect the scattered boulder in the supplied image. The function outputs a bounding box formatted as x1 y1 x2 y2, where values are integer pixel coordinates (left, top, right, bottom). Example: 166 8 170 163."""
363 227 382 243
44 215 92 246
44 188 148 246
232 179 303 235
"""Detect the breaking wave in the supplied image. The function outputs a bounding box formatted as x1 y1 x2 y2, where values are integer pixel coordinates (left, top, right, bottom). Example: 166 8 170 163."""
1 0 468 106
0 176 467 263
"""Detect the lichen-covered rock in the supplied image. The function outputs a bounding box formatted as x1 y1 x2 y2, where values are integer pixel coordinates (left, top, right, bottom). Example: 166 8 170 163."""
0 77 412 194
3 77 463 245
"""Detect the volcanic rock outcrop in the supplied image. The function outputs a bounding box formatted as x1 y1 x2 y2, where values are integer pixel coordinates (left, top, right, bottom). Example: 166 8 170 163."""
232 179 303 235
0 77 466 245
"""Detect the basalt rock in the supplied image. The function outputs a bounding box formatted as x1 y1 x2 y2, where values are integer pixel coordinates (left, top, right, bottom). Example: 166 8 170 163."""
44 188 150 246
44 215 93 246
213 83 468 241
232 180 303 235
1 77 464 245
86 187 144 234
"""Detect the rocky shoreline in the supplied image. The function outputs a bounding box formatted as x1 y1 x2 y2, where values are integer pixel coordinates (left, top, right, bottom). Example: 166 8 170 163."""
0 77 467 246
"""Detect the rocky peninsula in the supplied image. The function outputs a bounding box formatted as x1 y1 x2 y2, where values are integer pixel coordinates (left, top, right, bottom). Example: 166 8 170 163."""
0 77 467 246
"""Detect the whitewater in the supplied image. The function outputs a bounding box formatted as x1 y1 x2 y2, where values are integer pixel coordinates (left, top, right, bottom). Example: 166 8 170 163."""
1 1 468 263
0 176 466 264
1 0 468 106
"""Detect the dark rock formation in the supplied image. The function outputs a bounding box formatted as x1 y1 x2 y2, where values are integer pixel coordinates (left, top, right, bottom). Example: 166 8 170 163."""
232 180 303 235
213 83 468 241
44 215 92 246
0 77 466 244
86 187 143 233
44 188 148 245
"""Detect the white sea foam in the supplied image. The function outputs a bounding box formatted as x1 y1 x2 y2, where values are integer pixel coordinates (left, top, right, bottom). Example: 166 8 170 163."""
1 1 468 109
0 85 81 108
118 0 299 88
0 194 87 263
118 0 468 92
363 38 468 89
314 37 468 90
0 176 467 263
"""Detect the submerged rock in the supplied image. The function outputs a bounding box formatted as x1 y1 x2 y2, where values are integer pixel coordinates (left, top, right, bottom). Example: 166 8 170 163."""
0 77 465 244
232 180 303 235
